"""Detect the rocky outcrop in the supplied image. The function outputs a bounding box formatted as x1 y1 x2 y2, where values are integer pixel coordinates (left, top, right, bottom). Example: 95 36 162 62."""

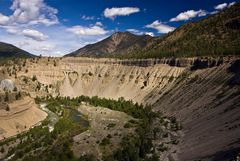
0 79 15 91
119 57 226 68
62 56 234 69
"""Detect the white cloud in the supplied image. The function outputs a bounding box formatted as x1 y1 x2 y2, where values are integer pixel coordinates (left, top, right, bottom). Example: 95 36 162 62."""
210 10 219 15
0 20 110 57
127 29 144 35
214 3 228 10
126 29 154 36
170 10 207 22
22 29 48 41
18 41 30 47
28 17 59 26
10 0 42 24
0 13 10 25
81 15 95 20
214 2 236 10
145 32 154 37
6 26 20 35
0 25 20 35
0 1 147 57
36 44 55 53
104 7 140 19
95 22 103 26
211 2 236 14
67 25 108 36
0 0 59 27
229 2 236 7
145 20 175 33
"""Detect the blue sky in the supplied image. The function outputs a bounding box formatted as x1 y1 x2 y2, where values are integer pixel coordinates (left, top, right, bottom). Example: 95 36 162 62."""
0 0 237 56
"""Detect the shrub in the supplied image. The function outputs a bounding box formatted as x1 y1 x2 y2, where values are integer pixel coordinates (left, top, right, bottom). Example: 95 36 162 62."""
78 154 96 161
88 72 93 76
15 92 21 100
143 81 147 86
107 123 116 129
23 77 28 84
123 122 132 128
100 137 110 146
32 75 37 81
6 105 10 111
4 92 9 102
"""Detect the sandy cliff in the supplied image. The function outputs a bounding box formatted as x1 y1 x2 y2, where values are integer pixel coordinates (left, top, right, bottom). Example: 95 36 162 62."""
0 96 47 140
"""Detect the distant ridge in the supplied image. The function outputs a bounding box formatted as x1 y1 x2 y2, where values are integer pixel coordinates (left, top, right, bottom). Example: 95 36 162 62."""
137 2 240 58
65 3 240 58
65 31 154 57
0 42 34 58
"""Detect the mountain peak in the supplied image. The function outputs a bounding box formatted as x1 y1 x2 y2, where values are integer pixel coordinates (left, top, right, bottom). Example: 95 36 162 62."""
66 31 154 57
110 31 138 40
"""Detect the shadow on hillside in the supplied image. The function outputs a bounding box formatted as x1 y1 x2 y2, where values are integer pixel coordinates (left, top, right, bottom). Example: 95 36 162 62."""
228 59 240 85
212 147 240 161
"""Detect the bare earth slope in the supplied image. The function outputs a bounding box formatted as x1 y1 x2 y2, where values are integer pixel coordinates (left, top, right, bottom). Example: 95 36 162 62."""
153 62 240 161
0 96 47 140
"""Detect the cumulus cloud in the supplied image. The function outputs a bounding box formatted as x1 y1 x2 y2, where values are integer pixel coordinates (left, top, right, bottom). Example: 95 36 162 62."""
5 26 20 35
145 32 154 37
95 22 103 26
0 13 10 25
67 25 108 36
127 29 154 36
170 10 207 22
214 3 228 10
211 2 236 15
104 7 140 19
145 20 175 33
214 2 235 10
229 2 236 7
127 29 143 35
22 29 48 41
11 0 58 25
0 0 58 27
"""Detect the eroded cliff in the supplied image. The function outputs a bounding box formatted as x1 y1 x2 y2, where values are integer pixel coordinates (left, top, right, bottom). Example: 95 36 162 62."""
7 56 240 161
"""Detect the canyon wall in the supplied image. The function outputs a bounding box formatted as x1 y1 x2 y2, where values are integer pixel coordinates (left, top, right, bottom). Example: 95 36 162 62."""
16 57 240 161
